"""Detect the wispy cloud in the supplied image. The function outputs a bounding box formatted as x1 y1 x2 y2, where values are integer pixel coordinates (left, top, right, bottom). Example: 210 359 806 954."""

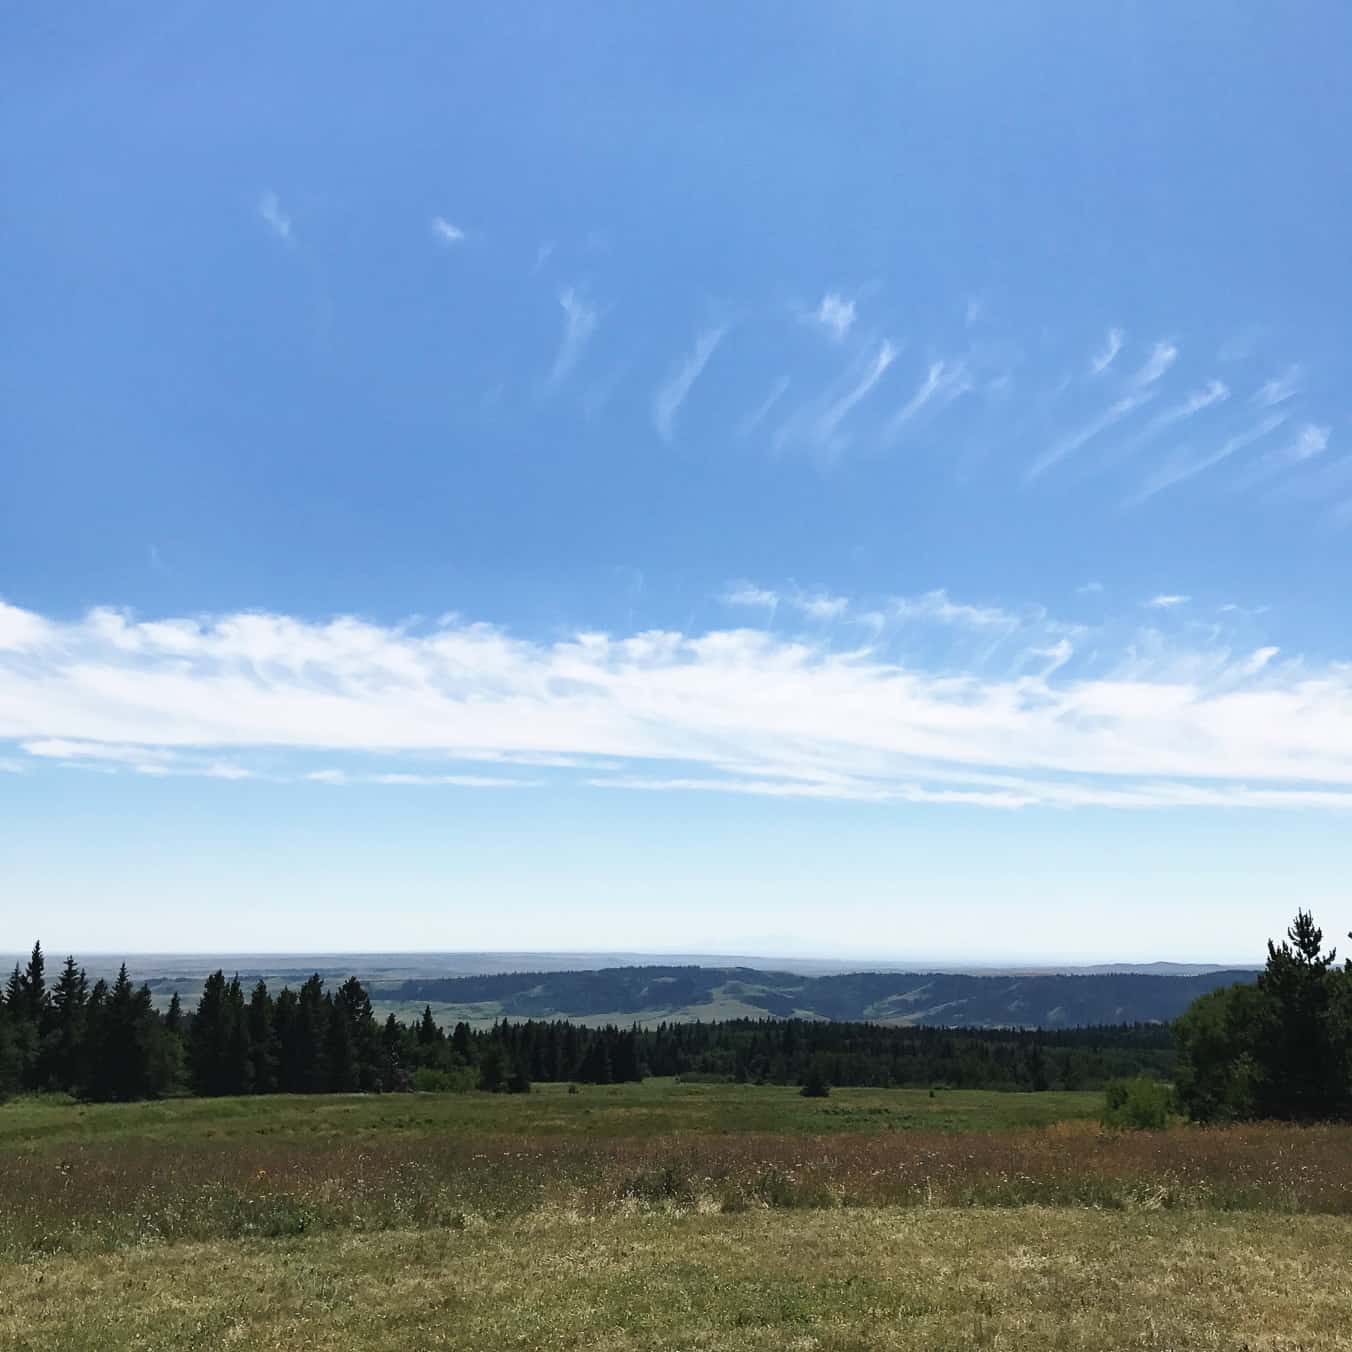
547 287 599 388
1145 594 1189 610
1127 413 1287 505
258 191 292 244
1096 380 1231 469
1076 582 1105 596
793 591 849 621
722 582 780 611
738 376 791 438
1130 340 1179 388
653 324 727 443
430 216 465 245
1254 365 1302 407
1089 327 1124 376
720 582 847 621
888 360 969 436
1234 423 1332 490
890 590 1021 631
813 292 856 342
811 340 897 451
7 596 1352 810
1027 390 1154 480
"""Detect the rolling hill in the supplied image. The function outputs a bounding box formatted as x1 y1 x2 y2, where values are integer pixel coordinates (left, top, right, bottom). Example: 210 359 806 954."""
386 964 1256 1029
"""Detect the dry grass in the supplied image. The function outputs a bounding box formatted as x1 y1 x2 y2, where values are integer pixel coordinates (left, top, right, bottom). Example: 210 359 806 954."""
4 1116 1352 1259
5 1207 1351 1350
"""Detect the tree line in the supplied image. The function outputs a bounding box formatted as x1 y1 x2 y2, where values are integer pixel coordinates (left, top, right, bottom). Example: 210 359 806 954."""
4 912 1348 1118
0 940 1169 1101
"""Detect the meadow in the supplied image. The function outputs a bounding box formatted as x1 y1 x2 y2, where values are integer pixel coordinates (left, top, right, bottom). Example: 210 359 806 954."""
4 1080 1352 1348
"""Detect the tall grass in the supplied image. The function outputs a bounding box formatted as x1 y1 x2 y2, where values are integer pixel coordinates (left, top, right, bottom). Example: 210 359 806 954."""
5 1118 1352 1258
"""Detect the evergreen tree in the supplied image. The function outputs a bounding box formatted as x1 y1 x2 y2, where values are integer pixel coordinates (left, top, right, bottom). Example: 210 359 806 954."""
295 976 329 1093
87 965 151 1101
189 971 228 1096
248 981 278 1094
477 1044 507 1092
325 999 358 1092
48 956 89 1091
22 942 48 1028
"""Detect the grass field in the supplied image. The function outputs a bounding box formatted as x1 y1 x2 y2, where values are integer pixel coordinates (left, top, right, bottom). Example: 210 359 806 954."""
0 1079 1104 1150
4 1082 1352 1348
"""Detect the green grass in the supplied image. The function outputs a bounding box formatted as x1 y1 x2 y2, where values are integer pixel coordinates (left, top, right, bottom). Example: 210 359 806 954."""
6 1083 1352 1346
6 1208 1352 1350
0 1080 1104 1153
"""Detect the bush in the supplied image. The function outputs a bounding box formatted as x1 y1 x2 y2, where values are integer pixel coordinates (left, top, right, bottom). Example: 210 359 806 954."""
800 1066 830 1098
1103 1076 1173 1131
412 1066 472 1094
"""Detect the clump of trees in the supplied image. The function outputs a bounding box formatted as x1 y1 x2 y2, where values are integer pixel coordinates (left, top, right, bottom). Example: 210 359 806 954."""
1174 911 1352 1123
0 945 180 1101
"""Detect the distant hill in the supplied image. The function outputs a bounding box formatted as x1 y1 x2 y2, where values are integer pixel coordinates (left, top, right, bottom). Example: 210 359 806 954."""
387 964 1257 1029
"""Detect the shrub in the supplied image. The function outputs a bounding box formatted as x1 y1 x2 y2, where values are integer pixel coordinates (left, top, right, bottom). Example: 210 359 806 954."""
412 1067 471 1094
800 1066 830 1098
1103 1076 1173 1131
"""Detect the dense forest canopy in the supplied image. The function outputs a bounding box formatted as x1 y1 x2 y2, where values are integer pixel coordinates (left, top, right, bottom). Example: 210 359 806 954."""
0 940 1171 1101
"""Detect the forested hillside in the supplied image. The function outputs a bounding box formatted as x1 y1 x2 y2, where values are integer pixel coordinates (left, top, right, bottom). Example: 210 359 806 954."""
389 964 1255 1028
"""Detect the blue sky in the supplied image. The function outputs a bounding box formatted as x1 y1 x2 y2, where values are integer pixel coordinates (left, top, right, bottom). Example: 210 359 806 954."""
3 4 1351 961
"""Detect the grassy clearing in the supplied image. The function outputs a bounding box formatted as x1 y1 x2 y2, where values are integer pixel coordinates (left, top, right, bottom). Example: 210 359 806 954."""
3 1085 1352 1259
6 1207 1352 1350
0 1080 1103 1151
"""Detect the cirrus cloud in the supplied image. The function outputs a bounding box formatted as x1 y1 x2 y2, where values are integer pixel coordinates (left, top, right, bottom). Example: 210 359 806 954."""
4 595 1352 812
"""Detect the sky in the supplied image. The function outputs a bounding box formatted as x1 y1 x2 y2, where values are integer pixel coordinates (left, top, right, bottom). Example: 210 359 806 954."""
3 3 1351 963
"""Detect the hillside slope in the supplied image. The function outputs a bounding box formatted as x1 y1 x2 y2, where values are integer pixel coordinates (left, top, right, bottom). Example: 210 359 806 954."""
386 964 1255 1028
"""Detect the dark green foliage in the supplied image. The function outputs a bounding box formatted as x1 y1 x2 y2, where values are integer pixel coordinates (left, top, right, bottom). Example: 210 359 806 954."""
4 936 1201 1106
800 1064 830 1098
1174 911 1352 1123
86 966 165 1102
1102 1076 1172 1130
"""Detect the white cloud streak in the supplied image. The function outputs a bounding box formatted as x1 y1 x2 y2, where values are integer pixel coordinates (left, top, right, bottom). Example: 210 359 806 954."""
814 292 856 342
1089 328 1124 375
888 360 969 435
1130 340 1179 389
547 288 598 387
1234 423 1332 491
258 192 292 243
653 325 727 442
1127 413 1287 505
738 376 791 438
7 598 1352 811
812 340 897 450
1027 391 1155 479
1254 365 1302 407
1145 595 1189 610
430 216 465 244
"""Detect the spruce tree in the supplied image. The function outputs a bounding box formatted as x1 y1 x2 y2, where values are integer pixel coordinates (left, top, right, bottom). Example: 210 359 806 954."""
247 981 278 1094
189 971 228 1096
49 956 89 1091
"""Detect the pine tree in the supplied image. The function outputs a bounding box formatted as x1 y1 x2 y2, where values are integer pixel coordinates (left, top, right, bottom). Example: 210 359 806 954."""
247 981 278 1094
48 956 89 1091
88 965 149 1101
325 999 358 1092
223 977 253 1096
189 971 228 1096
22 942 48 1028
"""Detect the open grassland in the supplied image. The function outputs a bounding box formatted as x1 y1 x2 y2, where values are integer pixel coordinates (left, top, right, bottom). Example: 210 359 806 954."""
3 1083 1352 1264
6 1208 1352 1351
0 1080 1103 1150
